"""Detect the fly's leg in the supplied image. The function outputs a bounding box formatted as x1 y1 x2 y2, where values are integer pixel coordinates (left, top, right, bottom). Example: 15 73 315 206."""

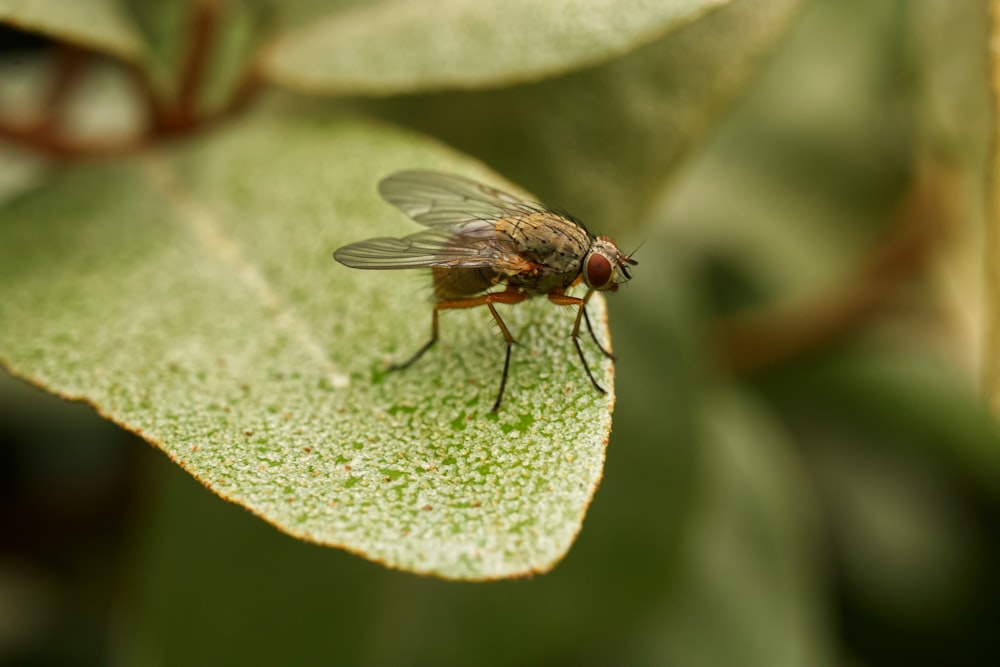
394 288 527 411
485 300 515 412
581 305 615 361
453 289 526 411
548 289 607 395
389 308 440 371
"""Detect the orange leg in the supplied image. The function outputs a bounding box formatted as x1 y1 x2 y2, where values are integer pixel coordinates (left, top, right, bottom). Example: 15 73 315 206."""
548 289 612 394
391 287 528 411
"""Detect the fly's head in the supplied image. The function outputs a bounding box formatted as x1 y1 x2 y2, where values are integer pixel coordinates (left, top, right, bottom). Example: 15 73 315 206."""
582 236 638 292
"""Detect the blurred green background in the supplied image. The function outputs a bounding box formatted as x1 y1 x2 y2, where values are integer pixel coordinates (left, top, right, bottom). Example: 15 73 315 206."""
2 0 997 665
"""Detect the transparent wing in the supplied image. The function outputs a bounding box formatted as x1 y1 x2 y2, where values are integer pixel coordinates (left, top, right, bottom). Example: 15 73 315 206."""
334 227 526 271
378 170 545 229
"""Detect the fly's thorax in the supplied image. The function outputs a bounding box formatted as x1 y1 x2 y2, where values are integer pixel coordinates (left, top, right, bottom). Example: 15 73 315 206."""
495 211 591 276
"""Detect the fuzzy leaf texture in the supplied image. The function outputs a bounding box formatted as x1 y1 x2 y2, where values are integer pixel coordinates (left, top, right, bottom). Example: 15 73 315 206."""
259 0 732 93
0 0 144 60
0 114 617 579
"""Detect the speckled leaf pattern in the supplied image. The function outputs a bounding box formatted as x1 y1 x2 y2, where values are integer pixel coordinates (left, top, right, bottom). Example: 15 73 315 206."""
0 113 616 579
0 0 144 60
259 0 732 94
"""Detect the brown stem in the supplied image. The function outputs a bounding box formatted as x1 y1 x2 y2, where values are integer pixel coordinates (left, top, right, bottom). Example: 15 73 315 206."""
142 0 220 134
712 165 952 374
0 43 97 156
0 119 145 159
170 0 221 131
34 43 91 133
1 0 263 160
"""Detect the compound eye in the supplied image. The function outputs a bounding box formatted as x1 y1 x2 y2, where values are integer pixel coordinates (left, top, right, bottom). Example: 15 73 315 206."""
585 253 613 289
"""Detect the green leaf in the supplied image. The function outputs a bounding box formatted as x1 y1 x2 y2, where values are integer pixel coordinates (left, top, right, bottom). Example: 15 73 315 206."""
807 432 982 626
643 390 832 667
359 0 805 237
0 53 146 145
761 347 1000 496
0 147 46 204
262 0 378 32
0 0 144 60
121 0 269 109
259 0 732 94
0 111 617 580
117 0 190 97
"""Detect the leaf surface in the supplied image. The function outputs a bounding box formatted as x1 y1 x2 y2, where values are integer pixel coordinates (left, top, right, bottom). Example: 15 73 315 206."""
0 0 143 60
0 112 617 579
260 0 732 94
361 0 805 237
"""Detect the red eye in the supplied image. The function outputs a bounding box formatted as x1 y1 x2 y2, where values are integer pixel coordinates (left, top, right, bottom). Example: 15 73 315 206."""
585 253 613 288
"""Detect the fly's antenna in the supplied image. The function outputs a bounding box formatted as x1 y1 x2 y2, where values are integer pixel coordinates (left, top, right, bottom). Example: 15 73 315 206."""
624 239 644 265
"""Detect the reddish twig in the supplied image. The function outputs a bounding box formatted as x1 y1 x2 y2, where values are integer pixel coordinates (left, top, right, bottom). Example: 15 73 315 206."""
0 0 263 159
153 0 221 133
0 119 145 159
34 43 91 133
712 166 952 374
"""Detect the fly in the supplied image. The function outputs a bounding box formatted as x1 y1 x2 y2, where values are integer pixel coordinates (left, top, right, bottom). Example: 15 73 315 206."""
333 170 637 411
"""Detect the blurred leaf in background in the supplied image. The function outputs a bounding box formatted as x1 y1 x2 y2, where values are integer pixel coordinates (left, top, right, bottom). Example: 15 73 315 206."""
1 0 998 665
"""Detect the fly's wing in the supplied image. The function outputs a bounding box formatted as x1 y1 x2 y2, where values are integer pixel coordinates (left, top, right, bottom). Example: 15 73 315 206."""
335 171 555 272
334 226 528 272
377 170 546 229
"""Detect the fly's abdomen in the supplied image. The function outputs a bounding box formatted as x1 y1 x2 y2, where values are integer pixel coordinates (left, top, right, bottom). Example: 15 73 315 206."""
431 266 498 300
